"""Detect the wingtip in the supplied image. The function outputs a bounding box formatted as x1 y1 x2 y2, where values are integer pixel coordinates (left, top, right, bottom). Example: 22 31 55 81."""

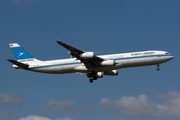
55 38 60 41
56 38 62 44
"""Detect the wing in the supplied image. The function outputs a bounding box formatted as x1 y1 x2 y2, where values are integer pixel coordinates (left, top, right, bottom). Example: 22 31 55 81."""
56 38 103 68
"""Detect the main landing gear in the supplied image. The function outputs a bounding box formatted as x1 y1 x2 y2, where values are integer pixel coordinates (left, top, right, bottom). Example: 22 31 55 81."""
156 64 160 71
87 71 97 83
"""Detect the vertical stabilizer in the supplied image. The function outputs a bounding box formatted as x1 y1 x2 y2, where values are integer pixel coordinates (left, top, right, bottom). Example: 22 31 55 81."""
9 43 34 60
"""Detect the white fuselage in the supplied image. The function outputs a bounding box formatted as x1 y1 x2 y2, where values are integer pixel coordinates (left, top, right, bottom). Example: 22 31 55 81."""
18 50 174 74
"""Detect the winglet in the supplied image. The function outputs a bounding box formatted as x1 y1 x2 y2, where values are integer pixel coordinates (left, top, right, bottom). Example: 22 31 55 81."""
56 38 63 44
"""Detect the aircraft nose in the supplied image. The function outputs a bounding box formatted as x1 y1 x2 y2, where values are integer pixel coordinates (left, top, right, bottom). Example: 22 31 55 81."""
164 55 174 62
170 56 174 59
168 56 174 61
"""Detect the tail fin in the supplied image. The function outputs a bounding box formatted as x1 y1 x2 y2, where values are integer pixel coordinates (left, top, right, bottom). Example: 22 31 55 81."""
9 43 34 60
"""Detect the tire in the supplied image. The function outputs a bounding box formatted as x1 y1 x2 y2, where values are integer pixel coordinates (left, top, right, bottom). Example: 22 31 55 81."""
89 79 93 83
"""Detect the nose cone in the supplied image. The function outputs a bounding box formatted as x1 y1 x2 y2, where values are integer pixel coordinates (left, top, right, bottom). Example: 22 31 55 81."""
167 55 174 61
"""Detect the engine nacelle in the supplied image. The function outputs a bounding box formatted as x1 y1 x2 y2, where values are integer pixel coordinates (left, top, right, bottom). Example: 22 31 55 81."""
104 70 118 76
12 65 18 68
96 72 103 78
80 52 96 58
100 60 115 66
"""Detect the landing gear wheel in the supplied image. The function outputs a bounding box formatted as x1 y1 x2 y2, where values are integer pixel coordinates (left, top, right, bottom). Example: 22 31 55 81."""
157 64 160 71
87 73 91 78
87 70 96 78
89 79 93 83
94 76 97 80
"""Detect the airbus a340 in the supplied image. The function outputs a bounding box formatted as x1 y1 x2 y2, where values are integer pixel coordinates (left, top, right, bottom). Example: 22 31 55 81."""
8 39 174 83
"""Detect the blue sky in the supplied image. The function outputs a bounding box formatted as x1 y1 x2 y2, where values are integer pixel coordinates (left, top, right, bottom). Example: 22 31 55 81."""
0 0 180 120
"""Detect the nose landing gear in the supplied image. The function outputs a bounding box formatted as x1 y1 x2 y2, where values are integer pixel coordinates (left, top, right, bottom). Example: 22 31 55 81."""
156 64 160 71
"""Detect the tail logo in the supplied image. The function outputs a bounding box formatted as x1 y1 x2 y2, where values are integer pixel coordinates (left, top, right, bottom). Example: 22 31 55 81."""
9 43 34 60
18 52 25 57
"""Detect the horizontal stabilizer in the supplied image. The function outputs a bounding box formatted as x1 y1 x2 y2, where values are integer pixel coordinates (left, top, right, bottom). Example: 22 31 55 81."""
7 59 29 68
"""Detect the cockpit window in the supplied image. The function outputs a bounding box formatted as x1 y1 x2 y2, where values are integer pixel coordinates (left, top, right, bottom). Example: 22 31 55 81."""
165 52 170 54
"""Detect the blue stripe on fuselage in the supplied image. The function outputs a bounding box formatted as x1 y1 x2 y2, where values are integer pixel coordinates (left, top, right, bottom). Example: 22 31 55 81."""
28 54 172 70
27 62 80 70
112 54 172 60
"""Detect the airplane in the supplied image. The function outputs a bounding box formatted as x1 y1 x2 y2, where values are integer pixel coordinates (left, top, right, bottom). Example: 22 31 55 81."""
8 39 174 83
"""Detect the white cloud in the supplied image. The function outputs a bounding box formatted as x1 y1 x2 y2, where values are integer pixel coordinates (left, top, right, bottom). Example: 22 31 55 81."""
55 117 74 120
19 115 75 120
19 115 51 120
156 91 180 100
99 91 180 117
0 109 10 119
0 93 24 104
45 100 91 112
46 100 74 111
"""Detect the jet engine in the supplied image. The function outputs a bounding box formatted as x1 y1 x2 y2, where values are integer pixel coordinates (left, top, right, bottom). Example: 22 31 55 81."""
80 52 96 58
12 65 18 68
100 60 115 66
104 70 118 76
